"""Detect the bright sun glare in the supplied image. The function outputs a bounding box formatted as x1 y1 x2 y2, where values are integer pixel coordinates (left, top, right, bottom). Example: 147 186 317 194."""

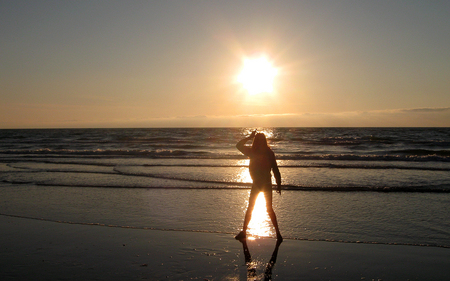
247 192 273 239
237 55 278 96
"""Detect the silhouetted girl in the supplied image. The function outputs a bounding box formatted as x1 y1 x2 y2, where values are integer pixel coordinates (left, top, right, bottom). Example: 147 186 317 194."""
235 130 282 241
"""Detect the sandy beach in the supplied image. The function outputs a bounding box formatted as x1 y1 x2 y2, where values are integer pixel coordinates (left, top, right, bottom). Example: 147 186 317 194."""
1 215 448 281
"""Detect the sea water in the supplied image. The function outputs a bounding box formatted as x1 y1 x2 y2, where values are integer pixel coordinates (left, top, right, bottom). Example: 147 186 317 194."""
0 128 449 248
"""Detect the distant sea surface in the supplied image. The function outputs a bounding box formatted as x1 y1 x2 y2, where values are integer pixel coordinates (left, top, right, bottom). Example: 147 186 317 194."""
1 128 449 248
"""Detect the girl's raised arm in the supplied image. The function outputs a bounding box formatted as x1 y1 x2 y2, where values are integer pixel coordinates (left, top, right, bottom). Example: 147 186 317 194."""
236 131 256 156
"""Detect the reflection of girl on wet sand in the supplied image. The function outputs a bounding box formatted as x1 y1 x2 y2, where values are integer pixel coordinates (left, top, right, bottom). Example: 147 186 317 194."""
235 130 282 241
241 239 282 280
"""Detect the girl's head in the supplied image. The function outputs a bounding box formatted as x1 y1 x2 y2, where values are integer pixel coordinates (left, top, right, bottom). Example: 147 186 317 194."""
252 133 268 150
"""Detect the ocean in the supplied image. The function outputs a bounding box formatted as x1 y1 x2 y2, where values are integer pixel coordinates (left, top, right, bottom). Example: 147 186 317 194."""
0 127 449 248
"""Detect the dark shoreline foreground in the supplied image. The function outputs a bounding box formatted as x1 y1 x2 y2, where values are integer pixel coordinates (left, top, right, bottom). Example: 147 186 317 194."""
1 216 449 280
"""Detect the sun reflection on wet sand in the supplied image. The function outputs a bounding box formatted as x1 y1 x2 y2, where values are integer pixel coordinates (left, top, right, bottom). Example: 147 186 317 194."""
247 192 274 239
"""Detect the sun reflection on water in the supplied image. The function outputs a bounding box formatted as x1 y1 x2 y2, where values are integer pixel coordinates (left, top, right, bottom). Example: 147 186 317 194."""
234 160 252 184
242 128 274 139
247 192 274 239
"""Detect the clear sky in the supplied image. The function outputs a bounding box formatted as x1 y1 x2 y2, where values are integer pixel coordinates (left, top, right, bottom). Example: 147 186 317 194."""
1 0 449 128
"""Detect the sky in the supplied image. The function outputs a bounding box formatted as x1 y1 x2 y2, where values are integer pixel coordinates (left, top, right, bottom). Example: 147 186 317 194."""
1 0 449 128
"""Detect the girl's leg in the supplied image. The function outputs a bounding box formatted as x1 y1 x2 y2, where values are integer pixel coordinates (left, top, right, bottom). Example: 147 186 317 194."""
264 189 283 240
242 188 260 232
236 188 260 240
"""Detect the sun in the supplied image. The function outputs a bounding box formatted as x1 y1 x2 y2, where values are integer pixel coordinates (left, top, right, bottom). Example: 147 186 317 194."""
237 55 278 96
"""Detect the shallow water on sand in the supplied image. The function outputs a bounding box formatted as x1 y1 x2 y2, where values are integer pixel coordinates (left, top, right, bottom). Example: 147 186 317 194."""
1 184 449 248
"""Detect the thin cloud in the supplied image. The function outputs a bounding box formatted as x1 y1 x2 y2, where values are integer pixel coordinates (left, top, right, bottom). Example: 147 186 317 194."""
148 107 450 127
397 107 450 113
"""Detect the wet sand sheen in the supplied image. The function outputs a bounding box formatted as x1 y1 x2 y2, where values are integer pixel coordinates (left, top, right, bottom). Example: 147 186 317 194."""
1 215 449 280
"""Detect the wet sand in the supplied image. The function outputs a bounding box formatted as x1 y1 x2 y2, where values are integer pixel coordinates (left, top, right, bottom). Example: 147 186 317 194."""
1 215 449 280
